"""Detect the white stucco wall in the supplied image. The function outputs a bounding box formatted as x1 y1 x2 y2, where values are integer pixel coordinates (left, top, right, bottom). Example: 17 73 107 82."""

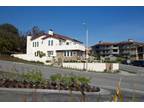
62 63 119 72
24 35 86 62
11 53 119 72
112 63 119 70
11 54 46 62
12 33 86 63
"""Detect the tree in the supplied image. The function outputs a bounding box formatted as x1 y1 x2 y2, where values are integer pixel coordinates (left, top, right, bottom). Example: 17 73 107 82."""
30 26 45 37
0 24 45 55
0 23 21 54
18 31 27 53
0 23 19 35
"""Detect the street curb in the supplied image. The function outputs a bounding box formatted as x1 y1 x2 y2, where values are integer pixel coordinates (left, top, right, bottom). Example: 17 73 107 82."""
100 85 144 94
0 87 111 95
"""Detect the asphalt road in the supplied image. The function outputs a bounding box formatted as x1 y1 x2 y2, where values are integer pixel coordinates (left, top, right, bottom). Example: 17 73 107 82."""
0 60 144 94
0 89 143 102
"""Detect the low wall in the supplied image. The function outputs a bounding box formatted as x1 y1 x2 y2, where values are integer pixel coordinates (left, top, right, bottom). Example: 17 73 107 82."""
11 54 48 63
11 54 29 60
113 63 119 70
62 63 119 72
11 54 119 72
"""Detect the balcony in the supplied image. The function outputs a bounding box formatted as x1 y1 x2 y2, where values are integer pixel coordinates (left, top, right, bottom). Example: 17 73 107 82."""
60 44 85 51
112 52 119 54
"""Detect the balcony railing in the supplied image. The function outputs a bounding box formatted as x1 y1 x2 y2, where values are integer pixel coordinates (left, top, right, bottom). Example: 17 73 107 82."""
46 44 86 51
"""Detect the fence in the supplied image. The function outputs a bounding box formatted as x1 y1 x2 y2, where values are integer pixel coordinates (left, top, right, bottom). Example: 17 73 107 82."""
62 63 119 72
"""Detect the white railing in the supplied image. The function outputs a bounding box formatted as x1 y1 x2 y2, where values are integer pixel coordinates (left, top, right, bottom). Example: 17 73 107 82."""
56 44 85 51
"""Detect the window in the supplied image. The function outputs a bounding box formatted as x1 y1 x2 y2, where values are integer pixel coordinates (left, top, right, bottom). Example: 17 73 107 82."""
51 40 53 46
33 42 34 47
113 45 118 47
35 42 36 47
113 49 118 52
73 51 76 55
64 51 72 57
51 51 53 55
48 40 54 46
67 51 69 56
59 40 62 45
48 40 50 46
66 42 69 45
70 51 73 56
33 42 39 47
47 51 53 57
37 42 39 47
64 51 66 56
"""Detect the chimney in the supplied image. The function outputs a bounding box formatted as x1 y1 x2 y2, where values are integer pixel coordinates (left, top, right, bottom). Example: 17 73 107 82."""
128 39 134 42
48 29 54 35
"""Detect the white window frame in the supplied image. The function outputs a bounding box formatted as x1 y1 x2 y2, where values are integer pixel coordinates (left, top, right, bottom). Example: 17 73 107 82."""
35 42 36 47
33 42 34 47
47 51 54 57
64 50 72 57
37 42 39 47
51 40 53 46
48 40 50 46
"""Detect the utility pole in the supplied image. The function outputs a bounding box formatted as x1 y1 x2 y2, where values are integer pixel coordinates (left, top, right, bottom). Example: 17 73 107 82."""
83 22 89 72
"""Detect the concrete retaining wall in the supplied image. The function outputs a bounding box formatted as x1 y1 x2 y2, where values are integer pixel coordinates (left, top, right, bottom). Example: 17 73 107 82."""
11 54 49 63
11 54 32 61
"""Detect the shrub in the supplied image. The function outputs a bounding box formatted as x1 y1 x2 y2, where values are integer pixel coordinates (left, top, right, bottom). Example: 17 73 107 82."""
39 52 46 58
61 76 73 88
77 76 91 85
61 75 75 101
50 73 62 83
29 61 44 65
36 51 46 58
46 60 51 63
22 70 44 83
49 74 91 86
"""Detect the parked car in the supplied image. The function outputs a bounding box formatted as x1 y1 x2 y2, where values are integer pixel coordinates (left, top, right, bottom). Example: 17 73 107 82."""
121 60 132 65
131 60 144 67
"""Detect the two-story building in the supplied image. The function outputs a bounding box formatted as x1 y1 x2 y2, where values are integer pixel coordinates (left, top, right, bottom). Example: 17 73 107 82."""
91 41 119 61
91 39 144 61
13 30 86 63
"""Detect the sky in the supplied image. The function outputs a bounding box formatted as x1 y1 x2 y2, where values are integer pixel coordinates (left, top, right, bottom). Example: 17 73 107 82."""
0 6 144 46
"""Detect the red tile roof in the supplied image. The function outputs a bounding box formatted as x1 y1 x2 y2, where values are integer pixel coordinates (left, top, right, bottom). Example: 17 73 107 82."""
42 33 83 43
31 35 43 40
93 40 144 47
118 41 133 45
30 33 83 43
96 42 118 46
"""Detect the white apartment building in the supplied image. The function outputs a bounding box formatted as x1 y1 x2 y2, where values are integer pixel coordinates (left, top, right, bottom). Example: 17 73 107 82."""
13 30 86 63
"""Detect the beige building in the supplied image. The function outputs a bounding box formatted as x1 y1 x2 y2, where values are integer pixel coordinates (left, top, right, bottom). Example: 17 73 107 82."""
91 39 144 61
